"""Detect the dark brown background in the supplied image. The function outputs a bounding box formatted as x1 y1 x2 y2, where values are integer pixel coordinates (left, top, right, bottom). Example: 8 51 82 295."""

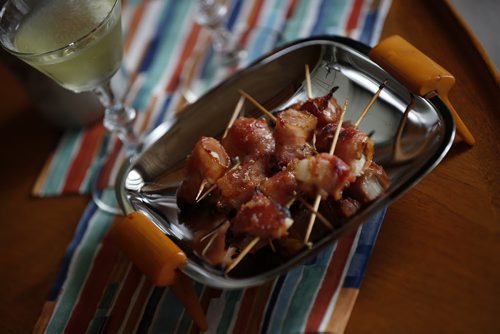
0 0 499 333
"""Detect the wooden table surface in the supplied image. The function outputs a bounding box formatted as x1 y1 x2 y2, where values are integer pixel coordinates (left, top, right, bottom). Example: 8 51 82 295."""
0 0 499 333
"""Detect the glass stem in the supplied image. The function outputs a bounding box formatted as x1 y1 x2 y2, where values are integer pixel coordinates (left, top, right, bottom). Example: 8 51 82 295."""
94 81 139 158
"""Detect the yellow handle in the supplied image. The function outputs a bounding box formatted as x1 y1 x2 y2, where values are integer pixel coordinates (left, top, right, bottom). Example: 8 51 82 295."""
369 35 476 146
107 211 187 286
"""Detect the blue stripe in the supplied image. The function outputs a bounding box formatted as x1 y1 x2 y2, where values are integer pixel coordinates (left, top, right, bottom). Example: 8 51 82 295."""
226 0 244 30
48 201 98 300
149 288 185 334
266 265 305 333
310 0 330 35
138 1 175 73
359 11 377 45
260 276 285 334
136 287 166 334
151 95 173 130
343 208 385 288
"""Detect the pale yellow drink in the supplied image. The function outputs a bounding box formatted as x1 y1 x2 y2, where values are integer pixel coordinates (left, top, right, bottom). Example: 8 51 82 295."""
14 0 122 92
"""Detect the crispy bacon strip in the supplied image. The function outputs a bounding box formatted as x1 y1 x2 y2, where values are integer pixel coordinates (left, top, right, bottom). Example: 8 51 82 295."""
222 117 275 162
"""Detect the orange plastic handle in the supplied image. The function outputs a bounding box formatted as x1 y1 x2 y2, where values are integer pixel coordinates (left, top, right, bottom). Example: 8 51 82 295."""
369 35 476 146
107 211 187 286
107 212 208 330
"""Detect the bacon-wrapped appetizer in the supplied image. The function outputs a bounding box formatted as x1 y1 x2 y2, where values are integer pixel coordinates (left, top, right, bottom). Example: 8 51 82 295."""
260 170 298 206
222 117 275 162
178 137 230 205
346 162 390 204
231 191 293 239
274 108 317 166
317 124 374 176
216 159 267 210
291 89 341 127
293 153 356 200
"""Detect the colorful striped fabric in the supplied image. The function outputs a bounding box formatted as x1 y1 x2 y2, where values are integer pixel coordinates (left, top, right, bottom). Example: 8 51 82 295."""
35 192 385 333
32 0 391 197
33 0 392 332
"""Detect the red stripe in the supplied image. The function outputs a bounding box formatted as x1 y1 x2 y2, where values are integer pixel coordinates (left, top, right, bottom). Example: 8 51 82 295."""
346 0 364 32
304 230 358 331
102 265 143 333
124 1 147 54
286 0 298 19
239 0 265 46
64 241 121 333
63 123 105 193
231 287 259 334
165 23 202 93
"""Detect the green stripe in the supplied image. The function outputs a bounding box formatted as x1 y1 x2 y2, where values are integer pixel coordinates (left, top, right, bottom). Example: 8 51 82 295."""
134 0 193 110
280 265 328 332
321 0 350 35
43 130 83 195
281 0 311 42
46 192 117 333
216 290 244 334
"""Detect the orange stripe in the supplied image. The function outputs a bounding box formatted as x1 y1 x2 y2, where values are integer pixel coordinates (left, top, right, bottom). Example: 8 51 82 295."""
63 123 106 193
188 287 221 334
165 23 202 93
32 151 56 195
239 0 265 46
304 231 357 331
124 1 147 54
326 287 359 333
33 301 56 334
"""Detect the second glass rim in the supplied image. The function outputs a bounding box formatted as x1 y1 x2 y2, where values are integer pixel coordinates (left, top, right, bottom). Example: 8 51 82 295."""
0 0 120 59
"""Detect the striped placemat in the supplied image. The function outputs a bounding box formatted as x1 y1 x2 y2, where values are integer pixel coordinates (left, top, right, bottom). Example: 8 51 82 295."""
32 0 391 197
34 0 392 332
35 192 386 333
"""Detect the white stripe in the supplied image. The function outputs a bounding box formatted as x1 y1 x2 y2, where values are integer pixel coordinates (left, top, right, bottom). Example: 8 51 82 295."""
370 0 392 46
152 2 197 98
124 0 165 73
318 227 362 332
299 0 322 38
118 275 147 333
204 292 227 334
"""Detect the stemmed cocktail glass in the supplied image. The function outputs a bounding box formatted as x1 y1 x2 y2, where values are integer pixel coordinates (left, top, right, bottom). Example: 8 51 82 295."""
0 0 138 213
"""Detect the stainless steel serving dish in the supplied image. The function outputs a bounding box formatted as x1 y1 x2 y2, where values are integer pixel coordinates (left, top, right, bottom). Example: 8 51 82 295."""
115 36 455 289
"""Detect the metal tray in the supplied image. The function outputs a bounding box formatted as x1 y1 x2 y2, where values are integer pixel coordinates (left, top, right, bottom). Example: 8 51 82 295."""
115 36 455 289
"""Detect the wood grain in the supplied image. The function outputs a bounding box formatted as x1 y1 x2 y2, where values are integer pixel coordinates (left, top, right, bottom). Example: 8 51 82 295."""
0 0 498 333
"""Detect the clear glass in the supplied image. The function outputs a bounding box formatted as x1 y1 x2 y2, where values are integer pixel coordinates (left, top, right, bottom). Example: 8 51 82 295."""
0 0 139 213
